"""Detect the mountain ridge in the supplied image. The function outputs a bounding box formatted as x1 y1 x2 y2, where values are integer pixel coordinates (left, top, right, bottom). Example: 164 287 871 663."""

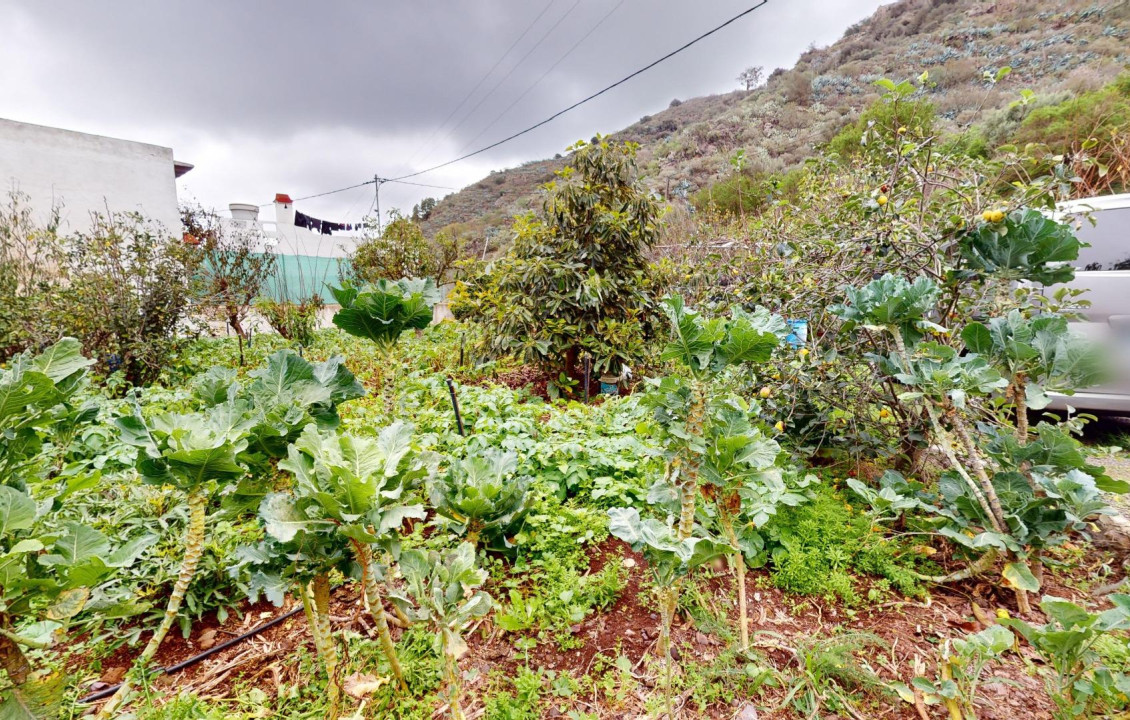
419 0 1130 242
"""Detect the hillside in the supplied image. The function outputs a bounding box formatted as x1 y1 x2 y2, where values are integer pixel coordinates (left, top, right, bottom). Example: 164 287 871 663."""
421 0 1130 242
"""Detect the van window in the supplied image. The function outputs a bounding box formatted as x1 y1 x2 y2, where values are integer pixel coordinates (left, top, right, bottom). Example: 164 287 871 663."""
1071 206 1130 271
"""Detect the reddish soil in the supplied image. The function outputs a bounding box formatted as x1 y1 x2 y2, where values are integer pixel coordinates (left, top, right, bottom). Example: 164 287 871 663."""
68 537 1120 719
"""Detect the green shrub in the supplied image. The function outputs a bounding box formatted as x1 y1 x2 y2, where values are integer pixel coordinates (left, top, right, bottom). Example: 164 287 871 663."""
54 210 200 386
253 294 323 345
691 173 771 216
827 96 936 157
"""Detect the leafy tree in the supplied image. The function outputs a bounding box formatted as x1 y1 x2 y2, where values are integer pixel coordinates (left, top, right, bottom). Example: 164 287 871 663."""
391 544 492 720
737 65 763 91
411 197 437 222
53 210 200 385
350 211 459 283
253 295 324 346
833 263 1124 615
473 137 663 392
827 90 936 157
0 191 62 359
182 205 276 340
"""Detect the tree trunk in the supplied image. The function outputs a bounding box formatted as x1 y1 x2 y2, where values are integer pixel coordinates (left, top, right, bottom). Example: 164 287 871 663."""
97 487 208 718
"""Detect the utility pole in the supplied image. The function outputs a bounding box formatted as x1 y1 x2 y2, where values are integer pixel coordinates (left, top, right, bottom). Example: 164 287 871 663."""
373 174 383 234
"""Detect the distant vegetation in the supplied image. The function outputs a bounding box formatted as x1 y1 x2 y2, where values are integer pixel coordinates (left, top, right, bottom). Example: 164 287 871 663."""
420 0 1129 245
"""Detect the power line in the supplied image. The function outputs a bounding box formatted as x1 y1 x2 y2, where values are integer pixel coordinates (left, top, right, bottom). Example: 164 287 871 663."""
269 1 771 204
458 0 626 155
258 177 453 208
258 180 375 207
406 0 557 166
391 0 770 181
414 0 580 167
385 179 455 191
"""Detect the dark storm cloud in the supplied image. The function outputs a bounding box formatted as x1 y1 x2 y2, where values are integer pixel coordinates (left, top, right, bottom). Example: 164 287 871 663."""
1 1 889 219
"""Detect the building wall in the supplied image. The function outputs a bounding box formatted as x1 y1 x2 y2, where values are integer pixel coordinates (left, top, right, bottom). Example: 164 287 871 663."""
0 118 183 234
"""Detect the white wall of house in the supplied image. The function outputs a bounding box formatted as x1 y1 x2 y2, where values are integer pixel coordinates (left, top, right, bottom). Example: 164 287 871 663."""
0 118 185 234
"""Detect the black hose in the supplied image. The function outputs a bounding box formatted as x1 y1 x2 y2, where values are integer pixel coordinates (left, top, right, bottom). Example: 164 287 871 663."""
445 376 465 436
78 605 303 704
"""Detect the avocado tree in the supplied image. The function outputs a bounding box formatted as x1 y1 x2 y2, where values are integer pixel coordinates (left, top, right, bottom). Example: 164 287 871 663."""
473 137 664 396
391 543 492 720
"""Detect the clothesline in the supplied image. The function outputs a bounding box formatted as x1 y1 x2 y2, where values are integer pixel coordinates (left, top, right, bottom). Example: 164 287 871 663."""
293 210 356 235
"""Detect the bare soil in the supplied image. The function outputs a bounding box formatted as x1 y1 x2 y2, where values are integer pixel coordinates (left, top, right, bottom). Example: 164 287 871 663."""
70 534 1123 719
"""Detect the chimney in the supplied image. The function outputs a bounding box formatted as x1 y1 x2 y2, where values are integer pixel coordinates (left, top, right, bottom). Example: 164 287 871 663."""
274 193 295 226
228 203 260 222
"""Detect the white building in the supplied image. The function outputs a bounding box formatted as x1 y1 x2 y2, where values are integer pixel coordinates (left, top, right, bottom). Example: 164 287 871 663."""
0 117 190 234
224 196 362 302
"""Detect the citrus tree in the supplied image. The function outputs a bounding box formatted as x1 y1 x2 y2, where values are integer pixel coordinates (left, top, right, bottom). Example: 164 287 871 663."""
833 256 1124 613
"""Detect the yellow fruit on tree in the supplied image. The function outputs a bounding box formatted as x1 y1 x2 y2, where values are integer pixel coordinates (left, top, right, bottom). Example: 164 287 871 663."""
759 387 772 398
877 195 889 206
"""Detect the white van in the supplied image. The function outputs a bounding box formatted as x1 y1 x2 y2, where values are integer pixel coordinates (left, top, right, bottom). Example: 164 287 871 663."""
1047 193 1130 415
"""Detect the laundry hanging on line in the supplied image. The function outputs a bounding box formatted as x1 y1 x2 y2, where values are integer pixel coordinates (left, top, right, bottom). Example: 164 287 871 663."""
294 211 353 235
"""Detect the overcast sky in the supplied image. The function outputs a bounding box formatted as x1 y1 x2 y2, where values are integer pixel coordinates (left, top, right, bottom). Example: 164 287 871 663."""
1 1 889 225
